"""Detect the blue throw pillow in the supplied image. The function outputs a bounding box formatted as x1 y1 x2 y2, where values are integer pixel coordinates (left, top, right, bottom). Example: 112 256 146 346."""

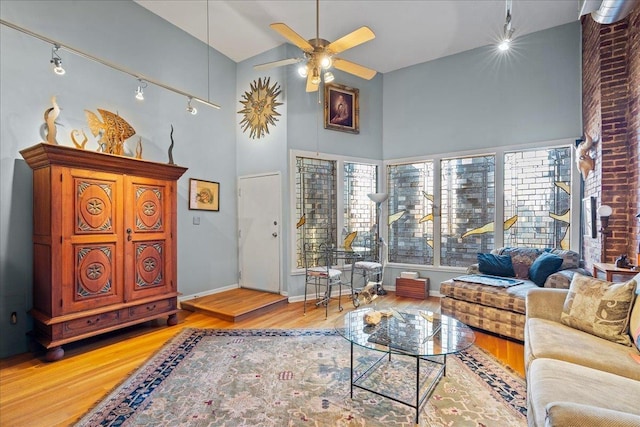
529 252 563 286
477 253 515 277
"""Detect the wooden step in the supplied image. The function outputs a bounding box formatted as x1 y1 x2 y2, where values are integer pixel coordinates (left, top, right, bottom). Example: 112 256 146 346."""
180 288 289 322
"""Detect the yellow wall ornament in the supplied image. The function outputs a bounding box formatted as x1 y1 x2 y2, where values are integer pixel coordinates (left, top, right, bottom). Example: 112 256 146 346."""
238 77 282 139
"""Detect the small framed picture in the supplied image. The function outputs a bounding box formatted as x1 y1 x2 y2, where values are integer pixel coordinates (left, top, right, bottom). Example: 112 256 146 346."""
582 196 596 238
189 178 219 211
324 83 359 134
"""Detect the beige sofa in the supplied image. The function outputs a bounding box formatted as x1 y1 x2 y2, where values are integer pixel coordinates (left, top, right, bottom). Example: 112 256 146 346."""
441 247 588 341
525 273 640 427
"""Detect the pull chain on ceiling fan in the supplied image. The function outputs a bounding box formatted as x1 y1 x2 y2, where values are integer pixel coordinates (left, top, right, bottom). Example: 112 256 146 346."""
254 0 377 92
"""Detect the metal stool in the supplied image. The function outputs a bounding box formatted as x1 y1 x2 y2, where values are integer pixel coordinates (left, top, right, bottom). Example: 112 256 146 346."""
351 260 384 303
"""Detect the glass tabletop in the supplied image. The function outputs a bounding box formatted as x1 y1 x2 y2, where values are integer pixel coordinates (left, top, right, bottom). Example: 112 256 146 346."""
335 307 475 357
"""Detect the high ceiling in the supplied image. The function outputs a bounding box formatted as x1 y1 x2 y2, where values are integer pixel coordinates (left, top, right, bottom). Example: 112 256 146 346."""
135 0 580 74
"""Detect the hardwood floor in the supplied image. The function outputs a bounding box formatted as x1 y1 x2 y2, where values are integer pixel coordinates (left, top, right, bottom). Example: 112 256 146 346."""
0 293 524 427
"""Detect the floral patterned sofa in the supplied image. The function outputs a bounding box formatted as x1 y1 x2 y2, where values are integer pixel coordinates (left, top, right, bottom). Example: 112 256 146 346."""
440 247 589 341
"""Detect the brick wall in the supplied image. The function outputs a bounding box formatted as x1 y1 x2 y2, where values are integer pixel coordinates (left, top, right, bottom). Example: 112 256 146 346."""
582 4 640 269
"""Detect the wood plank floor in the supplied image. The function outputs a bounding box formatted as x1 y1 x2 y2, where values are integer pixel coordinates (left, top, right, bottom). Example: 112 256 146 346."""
0 293 524 427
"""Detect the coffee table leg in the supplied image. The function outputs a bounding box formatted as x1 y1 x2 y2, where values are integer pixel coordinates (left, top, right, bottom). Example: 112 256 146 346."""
415 356 420 425
350 341 354 398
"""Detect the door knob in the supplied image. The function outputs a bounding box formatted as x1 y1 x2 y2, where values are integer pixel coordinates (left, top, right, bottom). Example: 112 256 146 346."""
272 232 278 237
126 228 132 241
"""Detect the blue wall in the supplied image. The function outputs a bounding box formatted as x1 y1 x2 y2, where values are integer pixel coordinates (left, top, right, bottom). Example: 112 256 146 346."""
0 0 580 357
383 22 581 158
0 0 238 357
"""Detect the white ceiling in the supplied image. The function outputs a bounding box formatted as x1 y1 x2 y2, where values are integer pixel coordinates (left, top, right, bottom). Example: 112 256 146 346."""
135 0 581 74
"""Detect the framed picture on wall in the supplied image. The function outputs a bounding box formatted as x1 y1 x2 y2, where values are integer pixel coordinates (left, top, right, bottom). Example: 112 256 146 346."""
583 196 596 238
189 178 219 211
324 83 359 134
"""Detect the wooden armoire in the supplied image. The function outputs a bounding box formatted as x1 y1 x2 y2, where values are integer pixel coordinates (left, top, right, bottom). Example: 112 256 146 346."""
20 143 187 361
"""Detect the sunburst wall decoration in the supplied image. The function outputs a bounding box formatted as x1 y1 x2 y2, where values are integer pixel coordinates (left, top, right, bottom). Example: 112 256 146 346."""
238 77 282 139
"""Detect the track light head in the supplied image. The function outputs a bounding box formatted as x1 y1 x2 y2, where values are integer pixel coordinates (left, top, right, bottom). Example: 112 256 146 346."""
135 79 146 101
498 2 515 52
50 45 65 75
186 98 198 115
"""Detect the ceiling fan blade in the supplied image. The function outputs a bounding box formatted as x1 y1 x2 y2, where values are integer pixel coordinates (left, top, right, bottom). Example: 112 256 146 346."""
333 58 377 80
306 74 319 92
270 23 314 52
254 57 304 70
326 26 375 54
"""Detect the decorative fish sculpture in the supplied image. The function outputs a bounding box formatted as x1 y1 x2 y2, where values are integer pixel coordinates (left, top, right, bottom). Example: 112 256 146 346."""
85 108 135 155
343 231 357 250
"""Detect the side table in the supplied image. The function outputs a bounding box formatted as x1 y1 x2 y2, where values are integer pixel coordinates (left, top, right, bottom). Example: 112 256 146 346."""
592 262 638 282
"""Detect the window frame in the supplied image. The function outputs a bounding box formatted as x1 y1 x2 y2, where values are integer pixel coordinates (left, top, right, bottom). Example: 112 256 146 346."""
289 149 383 274
383 138 580 271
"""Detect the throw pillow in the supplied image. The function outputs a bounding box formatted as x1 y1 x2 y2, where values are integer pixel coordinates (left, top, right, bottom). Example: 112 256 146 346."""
627 273 640 351
512 261 530 279
477 253 515 277
561 274 637 346
529 252 563 286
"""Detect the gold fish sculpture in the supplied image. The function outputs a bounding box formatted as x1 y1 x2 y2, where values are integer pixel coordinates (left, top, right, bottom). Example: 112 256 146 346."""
44 96 60 145
85 108 136 155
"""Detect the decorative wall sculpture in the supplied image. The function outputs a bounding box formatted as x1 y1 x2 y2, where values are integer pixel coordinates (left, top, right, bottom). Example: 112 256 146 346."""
575 134 597 180
238 77 282 139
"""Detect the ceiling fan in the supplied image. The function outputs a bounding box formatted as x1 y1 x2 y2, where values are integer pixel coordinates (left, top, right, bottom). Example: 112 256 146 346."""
254 0 377 92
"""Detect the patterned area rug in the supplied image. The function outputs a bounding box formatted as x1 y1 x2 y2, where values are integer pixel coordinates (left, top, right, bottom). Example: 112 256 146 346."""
76 328 527 426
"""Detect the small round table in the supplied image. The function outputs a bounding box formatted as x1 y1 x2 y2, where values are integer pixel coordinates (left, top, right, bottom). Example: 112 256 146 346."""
335 307 475 425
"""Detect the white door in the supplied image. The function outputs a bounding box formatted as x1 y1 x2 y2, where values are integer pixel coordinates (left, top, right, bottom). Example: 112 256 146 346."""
238 173 281 293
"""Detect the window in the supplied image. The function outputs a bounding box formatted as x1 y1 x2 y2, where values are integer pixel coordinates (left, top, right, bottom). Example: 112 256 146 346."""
441 155 495 267
387 162 435 265
294 155 378 269
504 148 572 249
384 141 575 268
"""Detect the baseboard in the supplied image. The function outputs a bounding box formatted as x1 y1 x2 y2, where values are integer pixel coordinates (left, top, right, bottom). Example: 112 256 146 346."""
179 284 239 302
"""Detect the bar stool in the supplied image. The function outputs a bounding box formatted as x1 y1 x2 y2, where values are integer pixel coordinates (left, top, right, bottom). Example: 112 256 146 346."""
351 260 384 304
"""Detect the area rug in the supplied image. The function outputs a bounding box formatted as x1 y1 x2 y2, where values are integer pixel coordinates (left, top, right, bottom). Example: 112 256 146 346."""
76 328 527 426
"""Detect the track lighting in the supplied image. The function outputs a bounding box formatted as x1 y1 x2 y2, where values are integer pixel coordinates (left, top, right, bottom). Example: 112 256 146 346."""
323 71 334 83
50 44 65 75
498 0 515 52
135 79 147 101
186 97 197 115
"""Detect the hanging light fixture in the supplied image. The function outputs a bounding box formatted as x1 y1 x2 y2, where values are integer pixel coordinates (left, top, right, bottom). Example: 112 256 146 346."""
50 44 65 75
323 71 334 83
135 79 147 101
186 97 198 115
498 0 515 52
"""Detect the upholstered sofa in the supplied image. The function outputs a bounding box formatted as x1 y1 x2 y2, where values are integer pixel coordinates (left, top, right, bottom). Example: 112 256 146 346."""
440 247 589 341
525 273 640 427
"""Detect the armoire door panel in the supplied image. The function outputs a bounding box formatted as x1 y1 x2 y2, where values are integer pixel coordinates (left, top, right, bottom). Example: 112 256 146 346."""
63 243 123 313
124 176 175 301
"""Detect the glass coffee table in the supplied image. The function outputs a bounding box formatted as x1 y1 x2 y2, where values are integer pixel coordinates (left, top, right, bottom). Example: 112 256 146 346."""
335 307 475 425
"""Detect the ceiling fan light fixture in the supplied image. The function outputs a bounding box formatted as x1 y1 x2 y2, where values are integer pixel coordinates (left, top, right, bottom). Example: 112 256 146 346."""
320 55 332 69
298 65 308 78
311 67 321 85
323 71 334 83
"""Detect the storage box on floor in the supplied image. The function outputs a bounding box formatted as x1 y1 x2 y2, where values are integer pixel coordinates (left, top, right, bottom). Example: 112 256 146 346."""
395 272 429 299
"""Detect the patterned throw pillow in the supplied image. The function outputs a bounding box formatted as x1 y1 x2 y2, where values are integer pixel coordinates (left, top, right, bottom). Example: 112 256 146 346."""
561 274 637 346
512 261 530 279
627 273 640 351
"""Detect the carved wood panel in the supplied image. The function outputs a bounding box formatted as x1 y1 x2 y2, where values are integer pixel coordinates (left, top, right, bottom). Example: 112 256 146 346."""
75 178 115 234
134 185 163 232
134 241 165 290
